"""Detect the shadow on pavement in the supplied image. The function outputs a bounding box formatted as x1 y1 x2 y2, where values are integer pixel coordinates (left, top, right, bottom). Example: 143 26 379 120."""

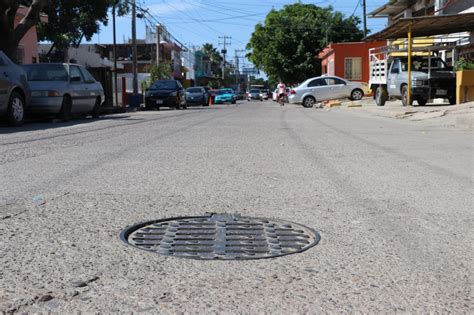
0 114 133 134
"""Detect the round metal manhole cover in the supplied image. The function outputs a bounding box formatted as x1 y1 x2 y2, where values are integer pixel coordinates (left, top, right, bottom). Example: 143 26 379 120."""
120 213 320 260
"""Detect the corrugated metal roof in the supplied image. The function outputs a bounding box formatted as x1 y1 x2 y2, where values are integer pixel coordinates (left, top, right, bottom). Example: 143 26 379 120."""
364 13 474 40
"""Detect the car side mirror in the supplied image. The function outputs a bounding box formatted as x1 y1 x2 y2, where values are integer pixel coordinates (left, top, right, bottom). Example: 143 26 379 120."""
71 76 81 82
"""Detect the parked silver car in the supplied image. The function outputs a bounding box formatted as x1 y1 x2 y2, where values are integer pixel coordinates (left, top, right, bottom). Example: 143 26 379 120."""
0 50 30 126
288 75 368 108
247 89 263 101
22 63 104 119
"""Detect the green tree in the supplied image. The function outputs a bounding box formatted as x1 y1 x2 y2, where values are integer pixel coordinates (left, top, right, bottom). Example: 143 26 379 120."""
246 3 364 83
38 0 130 56
0 0 129 61
149 61 172 83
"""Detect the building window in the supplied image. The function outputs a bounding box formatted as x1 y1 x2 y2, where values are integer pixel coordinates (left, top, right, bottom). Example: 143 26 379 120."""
344 57 362 81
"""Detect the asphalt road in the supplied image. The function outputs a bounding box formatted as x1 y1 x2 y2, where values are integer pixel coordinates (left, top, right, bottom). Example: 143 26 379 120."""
1 101 472 313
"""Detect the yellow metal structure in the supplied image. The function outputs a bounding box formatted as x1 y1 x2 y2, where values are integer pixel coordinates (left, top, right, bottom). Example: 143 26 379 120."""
407 24 412 107
456 70 474 104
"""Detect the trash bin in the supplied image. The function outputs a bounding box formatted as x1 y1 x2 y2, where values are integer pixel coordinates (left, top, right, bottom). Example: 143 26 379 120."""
129 95 140 108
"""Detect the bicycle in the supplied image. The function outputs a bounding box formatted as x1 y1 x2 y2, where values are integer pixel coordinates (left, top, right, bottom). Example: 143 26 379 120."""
278 94 285 106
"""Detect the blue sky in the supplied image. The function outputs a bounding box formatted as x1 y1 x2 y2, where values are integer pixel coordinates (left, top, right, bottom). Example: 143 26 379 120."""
89 0 388 45
88 0 388 68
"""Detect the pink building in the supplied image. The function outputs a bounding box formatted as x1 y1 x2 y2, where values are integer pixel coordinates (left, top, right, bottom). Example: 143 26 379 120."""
15 6 48 64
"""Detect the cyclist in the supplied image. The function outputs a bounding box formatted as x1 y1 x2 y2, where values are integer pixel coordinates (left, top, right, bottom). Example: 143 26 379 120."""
277 81 286 106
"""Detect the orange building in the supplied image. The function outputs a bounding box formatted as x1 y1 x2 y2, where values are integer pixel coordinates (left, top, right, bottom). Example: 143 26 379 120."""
15 6 48 64
318 41 385 83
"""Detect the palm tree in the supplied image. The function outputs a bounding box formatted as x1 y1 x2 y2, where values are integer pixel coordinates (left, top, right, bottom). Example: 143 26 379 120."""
201 43 223 77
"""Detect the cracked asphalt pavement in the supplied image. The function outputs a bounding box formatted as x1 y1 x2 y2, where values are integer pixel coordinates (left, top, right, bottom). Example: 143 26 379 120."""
0 102 472 313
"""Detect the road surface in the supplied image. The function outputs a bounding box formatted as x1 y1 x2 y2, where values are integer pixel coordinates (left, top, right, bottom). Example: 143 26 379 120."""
1 101 472 313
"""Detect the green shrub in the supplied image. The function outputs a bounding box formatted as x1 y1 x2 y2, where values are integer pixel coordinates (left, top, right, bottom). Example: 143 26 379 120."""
455 57 474 71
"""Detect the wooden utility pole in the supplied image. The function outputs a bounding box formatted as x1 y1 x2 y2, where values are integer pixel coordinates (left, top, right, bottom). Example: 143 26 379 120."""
131 0 138 104
156 24 161 64
363 0 367 38
113 2 118 107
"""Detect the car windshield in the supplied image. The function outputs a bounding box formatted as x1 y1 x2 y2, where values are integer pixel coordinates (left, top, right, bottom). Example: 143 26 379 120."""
400 57 448 73
23 64 68 81
250 89 260 93
187 88 202 93
217 89 233 95
151 81 177 90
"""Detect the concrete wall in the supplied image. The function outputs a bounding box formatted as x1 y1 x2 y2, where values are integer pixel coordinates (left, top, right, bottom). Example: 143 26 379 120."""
15 7 47 64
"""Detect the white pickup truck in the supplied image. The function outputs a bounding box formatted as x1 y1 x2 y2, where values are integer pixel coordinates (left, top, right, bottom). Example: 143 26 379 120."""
369 47 456 106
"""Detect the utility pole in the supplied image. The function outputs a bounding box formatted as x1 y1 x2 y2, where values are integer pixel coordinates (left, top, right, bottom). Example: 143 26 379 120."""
362 0 367 38
156 24 161 65
234 49 245 90
234 53 239 85
131 0 138 106
325 23 329 45
219 36 232 81
112 2 118 107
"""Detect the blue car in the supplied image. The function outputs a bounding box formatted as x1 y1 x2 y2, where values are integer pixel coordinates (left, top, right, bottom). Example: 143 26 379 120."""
214 88 237 104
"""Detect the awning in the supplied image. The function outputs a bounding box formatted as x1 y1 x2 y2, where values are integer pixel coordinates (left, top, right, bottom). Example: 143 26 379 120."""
365 13 474 41
368 0 409 18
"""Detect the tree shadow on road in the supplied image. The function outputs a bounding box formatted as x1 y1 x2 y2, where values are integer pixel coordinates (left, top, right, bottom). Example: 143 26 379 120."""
0 114 135 135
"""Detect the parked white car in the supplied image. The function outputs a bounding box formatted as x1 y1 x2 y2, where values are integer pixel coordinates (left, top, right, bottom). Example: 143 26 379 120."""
288 75 368 108
272 89 278 101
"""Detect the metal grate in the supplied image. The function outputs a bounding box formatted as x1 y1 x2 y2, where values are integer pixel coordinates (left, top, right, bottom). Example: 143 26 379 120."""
120 213 320 260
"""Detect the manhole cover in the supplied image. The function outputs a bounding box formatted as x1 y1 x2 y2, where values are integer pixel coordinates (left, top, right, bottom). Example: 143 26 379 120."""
120 213 320 260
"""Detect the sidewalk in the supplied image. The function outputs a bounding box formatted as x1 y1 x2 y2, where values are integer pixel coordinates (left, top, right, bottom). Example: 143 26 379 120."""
338 98 474 129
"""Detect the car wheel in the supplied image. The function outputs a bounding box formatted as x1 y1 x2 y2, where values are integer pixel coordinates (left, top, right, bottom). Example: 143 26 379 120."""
350 89 364 101
416 97 428 106
375 86 387 106
182 103 188 109
91 98 101 118
59 95 72 121
401 85 413 107
448 95 456 105
6 91 25 126
303 96 315 108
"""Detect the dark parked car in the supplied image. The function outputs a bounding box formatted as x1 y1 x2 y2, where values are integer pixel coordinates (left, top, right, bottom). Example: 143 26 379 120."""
145 80 186 110
186 86 208 106
22 63 105 119
0 50 30 126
